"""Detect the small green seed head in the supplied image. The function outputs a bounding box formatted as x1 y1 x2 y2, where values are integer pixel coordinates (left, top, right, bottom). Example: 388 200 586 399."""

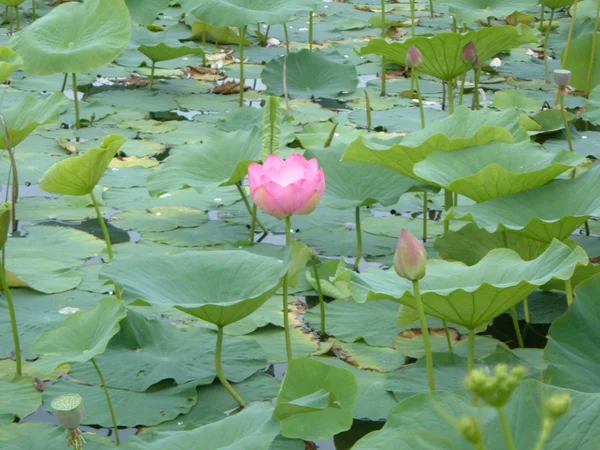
51 394 84 430
546 392 571 420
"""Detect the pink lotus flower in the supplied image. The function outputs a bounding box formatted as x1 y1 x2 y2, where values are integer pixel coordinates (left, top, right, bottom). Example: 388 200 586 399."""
394 228 427 281
461 42 481 69
406 45 423 69
248 154 325 220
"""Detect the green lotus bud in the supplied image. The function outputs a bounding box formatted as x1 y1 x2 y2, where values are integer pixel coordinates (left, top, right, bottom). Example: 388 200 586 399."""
394 228 427 281
546 392 571 420
51 394 84 430
457 416 483 445
0 202 10 248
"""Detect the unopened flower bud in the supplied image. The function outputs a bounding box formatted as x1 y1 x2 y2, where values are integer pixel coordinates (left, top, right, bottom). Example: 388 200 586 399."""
406 45 423 69
553 69 571 88
51 394 84 430
458 416 483 445
461 42 481 69
394 228 426 281
546 392 571 420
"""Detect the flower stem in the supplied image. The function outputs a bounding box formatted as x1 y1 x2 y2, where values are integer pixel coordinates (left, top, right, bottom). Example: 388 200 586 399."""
410 0 415 37
365 89 372 132
60 73 68 93
72 73 80 129
282 216 293 361
414 70 426 129
413 279 435 391
236 183 268 235
559 92 574 153
447 79 455 114
543 8 556 83
283 23 290 54
91 358 120 445
473 69 481 110
467 328 475 373
308 12 314 50
458 73 466 105
238 26 247 107
523 298 530 323
215 326 246 407
533 418 556 450
422 191 428 241
311 256 326 337
443 189 453 234
14 6 19 31
585 0 600 96
31 0 35 20
0 250 21 376
90 190 113 261
497 407 517 450
202 28 207 66
354 207 363 272
249 204 257 243
429 0 434 17
565 279 573 306
149 61 155 90
511 306 524 348
562 0 578 66
380 0 387 96
442 319 453 353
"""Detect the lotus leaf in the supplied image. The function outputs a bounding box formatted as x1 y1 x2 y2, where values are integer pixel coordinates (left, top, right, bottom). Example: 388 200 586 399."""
0 47 21 84
540 0 575 8
9 0 132 75
562 31 600 94
126 0 170 24
436 0 538 24
133 27 205 63
0 378 41 424
350 240 589 329
0 422 114 450
583 85 600 125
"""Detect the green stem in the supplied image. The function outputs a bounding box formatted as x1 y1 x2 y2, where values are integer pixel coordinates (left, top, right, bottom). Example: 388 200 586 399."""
443 319 453 353
422 191 428 241
311 256 326 337
467 328 475 373
365 89 372 132
585 220 590 236
354 207 363 272
562 0 578 66
539 5 545 31
410 0 415 37
0 252 21 376
381 0 386 96
249 204 257 243
6 6 12 34
149 61 155 90
413 279 435 391
511 306 524 348
236 183 268 235
215 326 246 406
452 15 457 33
585 0 600 96
90 190 113 261
458 73 466 105
533 418 556 450
202 28 207 66
283 23 290 54
559 92 574 153
14 6 18 31
60 73 68 93
429 0 434 18
543 8 556 83
31 0 35 20
238 26 246 107
565 279 573 306
443 189 453 234
473 69 481 110
497 408 517 450
447 79 455 114
308 12 313 50
414 70 426 129
72 73 80 129
7 149 18 234
282 216 293 361
91 358 120 445
523 298 530 323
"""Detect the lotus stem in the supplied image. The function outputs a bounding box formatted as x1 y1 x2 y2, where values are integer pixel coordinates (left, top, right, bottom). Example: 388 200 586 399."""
565 279 573 306
235 183 268 235
365 89 372 132
429 0 434 17
311 256 326 337
562 0 578 66
511 306 524 348
533 417 557 450
238 25 247 107
543 8 556 83
13 6 19 31
558 91 574 153
523 298 530 323
447 79 455 114
539 5 545 31
71 73 81 129
585 0 600 96
89 190 113 261
497 407 517 450
353 207 364 272
585 221 590 236
467 328 475 373
201 28 207 66
91 358 120 445
309 12 314 50
149 61 156 90
6 6 12 34
413 70 426 129
458 73 466 105
443 189 453 233
0 112 18 234
283 23 290 54
413 279 435 391
452 15 457 33
60 73 68 93
422 191 428 241
473 69 481 110
31 0 35 20
283 54 290 112
0 250 21 376
442 319 453 353
283 216 293 361
249 204 257 243
215 326 246 407
410 0 416 37
380 0 387 96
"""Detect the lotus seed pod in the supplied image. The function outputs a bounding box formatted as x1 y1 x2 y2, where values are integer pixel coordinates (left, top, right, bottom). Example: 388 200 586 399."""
406 45 423 69
546 392 572 420
394 228 427 281
461 41 481 69
457 416 483 445
51 393 84 430
554 69 571 87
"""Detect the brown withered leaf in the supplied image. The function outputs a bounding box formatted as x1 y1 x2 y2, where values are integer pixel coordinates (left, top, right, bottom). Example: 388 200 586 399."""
187 65 225 80
213 80 248 95
47 0 72 5
112 76 150 87
56 137 78 154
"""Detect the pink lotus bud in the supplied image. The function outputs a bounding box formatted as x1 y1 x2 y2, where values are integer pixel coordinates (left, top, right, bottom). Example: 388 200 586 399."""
554 69 571 87
394 228 427 281
406 45 423 69
461 42 481 69
248 154 325 220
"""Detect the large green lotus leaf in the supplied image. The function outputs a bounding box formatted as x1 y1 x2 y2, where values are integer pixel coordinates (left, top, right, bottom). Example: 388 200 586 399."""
563 31 600 93
0 92 68 149
126 0 170 24
304 145 415 209
101 250 291 326
583 85 600 125
353 379 600 449
275 357 357 441
342 107 525 182
0 47 22 84
544 274 600 392
493 89 542 113
9 0 131 75
40 135 126 196
30 297 127 364
68 309 266 391
356 25 536 81
0 379 41 424
123 402 279 450
447 164 600 242
350 240 589 329
190 20 252 45
262 50 359 99
540 0 574 8
413 142 584 202
147 128 261 196
182 0 318 26
133 27 205 63
0 423 114 450
110 206 207 232
436 0 538 24
43 380 197 428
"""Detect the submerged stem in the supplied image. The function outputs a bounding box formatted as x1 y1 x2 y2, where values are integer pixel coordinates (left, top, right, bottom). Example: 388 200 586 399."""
413 279 435 391
72 73 80 129
354 207 363 272
91 358 120 445
215 326 246 407
282 216 293 361
0 250 21 376
89 190 113 261
311 256 326 337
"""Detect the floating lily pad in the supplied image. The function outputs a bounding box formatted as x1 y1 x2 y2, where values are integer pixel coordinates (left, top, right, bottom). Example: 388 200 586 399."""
0 423 114 450
437 0 538 25
110 206 207 232
0 379 42 424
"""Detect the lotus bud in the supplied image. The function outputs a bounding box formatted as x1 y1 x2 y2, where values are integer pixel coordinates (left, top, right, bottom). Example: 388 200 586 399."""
51 394 84 430
553 69 571 88
406 45 423 69
394 229 427 281
461 42 481 69
457 416 483 445
0 203 10 248
546 392 571 420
